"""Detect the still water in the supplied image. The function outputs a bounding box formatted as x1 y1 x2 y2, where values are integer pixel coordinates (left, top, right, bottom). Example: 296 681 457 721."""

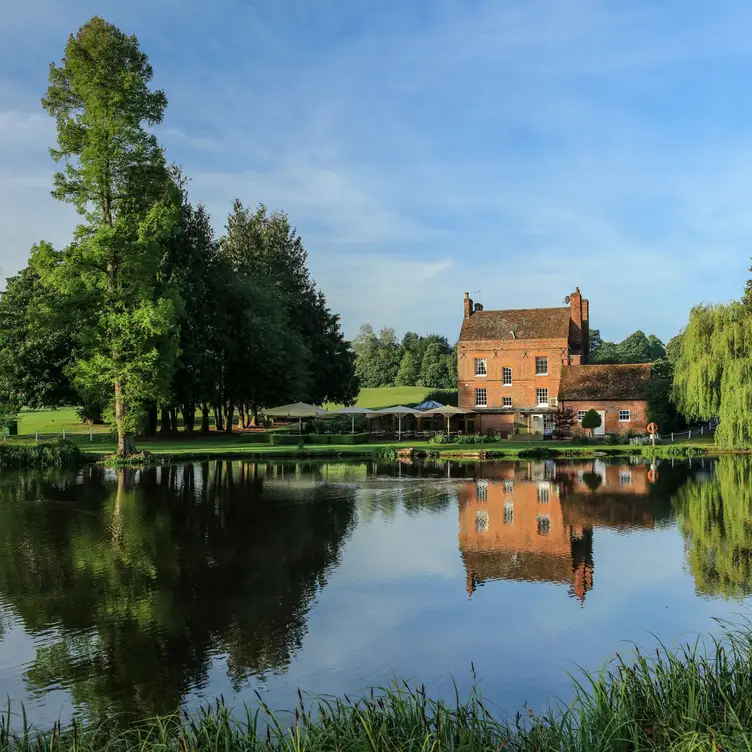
0 456 750 726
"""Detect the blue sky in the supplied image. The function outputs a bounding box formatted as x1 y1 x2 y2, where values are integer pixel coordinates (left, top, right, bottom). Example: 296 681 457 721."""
1 0 751 343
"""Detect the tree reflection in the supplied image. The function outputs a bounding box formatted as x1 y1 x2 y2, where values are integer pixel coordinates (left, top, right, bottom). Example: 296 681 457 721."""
674 457 752 598
0 462 356 720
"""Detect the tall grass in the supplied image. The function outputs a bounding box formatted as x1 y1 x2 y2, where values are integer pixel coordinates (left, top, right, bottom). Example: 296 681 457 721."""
4 624 752 750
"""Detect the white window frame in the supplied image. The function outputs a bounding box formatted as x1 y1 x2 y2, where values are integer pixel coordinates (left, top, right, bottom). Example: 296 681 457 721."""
577 410 587 423
502 367 513 386
537 482 551 503
475 510 489 533
474 358 487 377
535 356 548 376
619 471 632 487
476 480 488 502
503 502 514 525
618 409 631 422
475 388 487 407
502 396 512 408
537 514 551 536
503 479 514 494
550 397 558 408
536 388 549 407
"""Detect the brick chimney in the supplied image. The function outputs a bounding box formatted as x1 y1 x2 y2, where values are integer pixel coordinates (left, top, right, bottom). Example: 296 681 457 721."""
581 297 590 363
464 292 474 319
569 287 583 359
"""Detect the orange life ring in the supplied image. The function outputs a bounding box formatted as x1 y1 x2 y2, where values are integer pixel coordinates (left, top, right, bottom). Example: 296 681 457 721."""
647 422 659 435
647 468 658 483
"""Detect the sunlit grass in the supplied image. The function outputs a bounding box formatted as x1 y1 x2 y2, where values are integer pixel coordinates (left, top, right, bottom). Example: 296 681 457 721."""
4 624 752 750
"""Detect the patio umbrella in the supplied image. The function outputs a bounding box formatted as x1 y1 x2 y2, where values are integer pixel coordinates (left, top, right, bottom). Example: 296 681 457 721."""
418 404 473 433
264 402 330 433
375 405 424 438
332 406 377 434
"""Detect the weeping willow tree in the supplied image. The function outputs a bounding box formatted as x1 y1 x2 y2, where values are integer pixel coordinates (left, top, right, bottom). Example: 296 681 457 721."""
673 302 752 448
674 457 752 598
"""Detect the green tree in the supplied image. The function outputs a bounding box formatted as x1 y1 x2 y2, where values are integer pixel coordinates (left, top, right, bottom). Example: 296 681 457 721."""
395 350 421 386
588 329 603 361
581 409 602 436
40 17 180 456
616 330 650 363
220 200 356 405
673 302 752 448
0 255 77 410
674 457 752 597
645 357 685 433
647 334 666 361
419 342 454 388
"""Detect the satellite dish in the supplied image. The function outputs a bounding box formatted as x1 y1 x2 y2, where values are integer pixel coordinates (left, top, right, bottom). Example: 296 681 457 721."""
564 295 571 304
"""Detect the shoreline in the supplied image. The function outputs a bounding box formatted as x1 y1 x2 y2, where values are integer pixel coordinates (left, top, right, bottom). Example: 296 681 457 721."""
0 436 726 469
2 624 752 749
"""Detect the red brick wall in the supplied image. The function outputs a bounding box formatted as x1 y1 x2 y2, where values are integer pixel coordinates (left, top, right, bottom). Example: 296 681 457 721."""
457 337 570 410
562 399 648 435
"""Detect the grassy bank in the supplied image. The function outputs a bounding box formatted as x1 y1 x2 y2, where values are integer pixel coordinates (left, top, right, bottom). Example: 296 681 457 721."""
4 625 752 750
0 440 84 469
2 434 715 464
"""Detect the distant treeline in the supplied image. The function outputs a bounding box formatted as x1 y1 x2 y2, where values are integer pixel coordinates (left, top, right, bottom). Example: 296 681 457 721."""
352 326 456 390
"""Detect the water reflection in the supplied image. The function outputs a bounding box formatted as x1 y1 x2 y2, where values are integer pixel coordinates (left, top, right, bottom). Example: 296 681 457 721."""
0 456 748 726
0 462 357 719
459 460 676 603
674 457 752 598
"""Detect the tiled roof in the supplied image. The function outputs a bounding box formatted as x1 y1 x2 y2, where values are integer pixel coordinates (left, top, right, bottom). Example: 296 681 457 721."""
459 307 571 342
559 363 652 401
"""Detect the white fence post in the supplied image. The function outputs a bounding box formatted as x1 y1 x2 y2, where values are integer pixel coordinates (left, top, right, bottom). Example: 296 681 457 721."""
62 428 65 440
90 427 93 442
35 430 39 442
671 432 674 442
689 429 692 440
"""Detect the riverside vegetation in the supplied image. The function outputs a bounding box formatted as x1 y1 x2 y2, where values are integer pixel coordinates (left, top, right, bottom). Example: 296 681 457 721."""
3 625 752 750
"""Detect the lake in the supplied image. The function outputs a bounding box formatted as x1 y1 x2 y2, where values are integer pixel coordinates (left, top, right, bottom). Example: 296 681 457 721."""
0 456 750 727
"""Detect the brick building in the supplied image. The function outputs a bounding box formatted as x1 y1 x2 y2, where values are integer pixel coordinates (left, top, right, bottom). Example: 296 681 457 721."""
457 288 651 437
459 461 655 603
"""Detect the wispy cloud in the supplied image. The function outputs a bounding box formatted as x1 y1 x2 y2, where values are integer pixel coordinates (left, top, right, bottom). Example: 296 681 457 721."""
3 0 752 341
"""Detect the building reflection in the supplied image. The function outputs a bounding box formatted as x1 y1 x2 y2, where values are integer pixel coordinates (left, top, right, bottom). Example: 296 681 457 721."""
459 460 654 604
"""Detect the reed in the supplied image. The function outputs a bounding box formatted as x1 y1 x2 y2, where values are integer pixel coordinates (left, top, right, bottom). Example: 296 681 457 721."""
4 624 752 750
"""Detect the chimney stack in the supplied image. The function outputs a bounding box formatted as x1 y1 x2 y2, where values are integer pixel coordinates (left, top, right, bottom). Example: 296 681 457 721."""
464 292 474 319
581 297 590 363
569 287 583 357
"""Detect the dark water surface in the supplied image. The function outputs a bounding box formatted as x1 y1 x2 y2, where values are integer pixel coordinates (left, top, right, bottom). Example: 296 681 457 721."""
0 456 750 726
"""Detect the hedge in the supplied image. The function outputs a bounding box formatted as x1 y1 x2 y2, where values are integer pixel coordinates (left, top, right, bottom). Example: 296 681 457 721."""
334 433 369 445
0 439 83 468
241 433 271 444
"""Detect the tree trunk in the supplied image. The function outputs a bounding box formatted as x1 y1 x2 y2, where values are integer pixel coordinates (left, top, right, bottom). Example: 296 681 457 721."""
145 404 158 437
200 404 210 433
253 404 259 427
225 403 234 434
169 407 178 433
115 381 137 457
183 402 195 434
238 404 246 430
160 408 171 434
214 405 223 432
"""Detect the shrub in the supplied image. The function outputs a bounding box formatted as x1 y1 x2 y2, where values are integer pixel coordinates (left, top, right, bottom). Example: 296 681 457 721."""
336 433 369 445
423 389 458 407
518 447 555 459
429 433 453 445
373 446 397 462
581 409 602 435
242 432 271 444
0 439 83 469
642 444 707 458
306 434 332 445
270 433 307 446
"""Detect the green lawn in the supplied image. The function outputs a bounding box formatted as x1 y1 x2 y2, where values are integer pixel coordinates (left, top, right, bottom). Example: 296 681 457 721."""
328 386 431 410
15 387 434 437
16 407 111 436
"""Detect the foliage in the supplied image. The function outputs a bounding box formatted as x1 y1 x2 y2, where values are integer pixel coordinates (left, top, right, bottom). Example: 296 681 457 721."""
353 328 455 390
418 342 455 389
0 440 82 469
395 350 420 387
580 409 602 435
552 406 576 439
517 447 555 459
40 17 180 456
589 328 666 364
645 357 686 433
373 446 397 462
423 389 458 406
581 472 603 491
674 457 752 596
